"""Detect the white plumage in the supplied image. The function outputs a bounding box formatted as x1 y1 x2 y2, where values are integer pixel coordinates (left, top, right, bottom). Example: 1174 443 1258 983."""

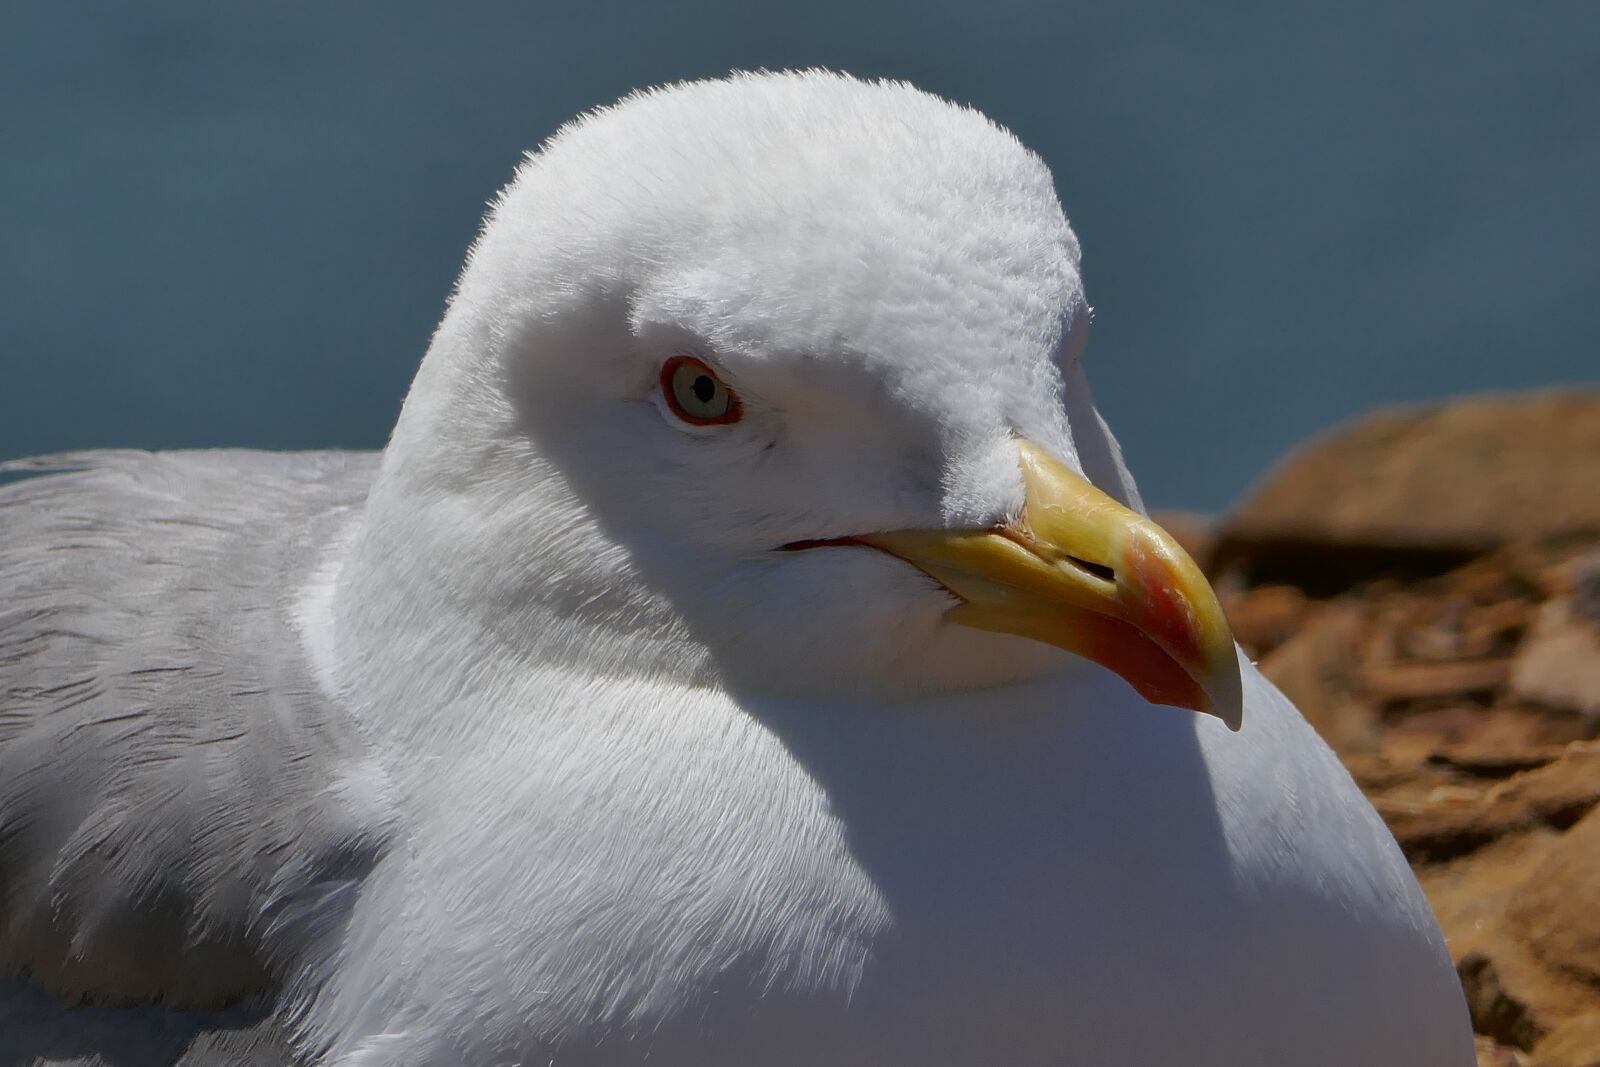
0 71 1472 1065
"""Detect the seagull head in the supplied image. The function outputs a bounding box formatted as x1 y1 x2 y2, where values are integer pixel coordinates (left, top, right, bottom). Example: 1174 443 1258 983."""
357 71 1242 728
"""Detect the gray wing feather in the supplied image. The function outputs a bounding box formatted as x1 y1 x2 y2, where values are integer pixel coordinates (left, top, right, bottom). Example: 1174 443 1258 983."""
0 450 397 1063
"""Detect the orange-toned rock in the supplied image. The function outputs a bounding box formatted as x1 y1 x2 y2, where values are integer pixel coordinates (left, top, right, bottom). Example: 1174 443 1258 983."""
1475 1034 1534 1066
1363 658 1511 703
1214 391 1600 589
1389 706 1590 753
1222 583 1311 658
1511 553 1600 719
1507 806 1600 985
1533 1012 1600 1067
1512 609 1600 719
1488 743 1600 830
1460 949 1554 1051
1255 601 1378 753
1372 741 1600 862
1201 391 1600 1057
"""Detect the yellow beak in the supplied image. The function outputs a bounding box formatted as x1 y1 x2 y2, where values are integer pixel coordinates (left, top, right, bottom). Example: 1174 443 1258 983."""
860 440 1243 728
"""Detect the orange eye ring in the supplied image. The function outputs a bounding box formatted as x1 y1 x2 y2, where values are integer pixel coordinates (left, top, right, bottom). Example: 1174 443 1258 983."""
660 355 742 426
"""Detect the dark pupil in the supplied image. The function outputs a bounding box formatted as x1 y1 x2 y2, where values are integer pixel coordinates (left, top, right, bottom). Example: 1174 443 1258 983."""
690 374 717 404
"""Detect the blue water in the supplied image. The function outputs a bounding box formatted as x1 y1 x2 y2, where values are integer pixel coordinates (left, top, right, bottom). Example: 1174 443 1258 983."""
2 3 1596 509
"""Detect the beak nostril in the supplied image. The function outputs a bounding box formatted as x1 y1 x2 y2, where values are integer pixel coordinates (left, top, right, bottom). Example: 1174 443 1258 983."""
1064 555 1116 584
993 516 1117 585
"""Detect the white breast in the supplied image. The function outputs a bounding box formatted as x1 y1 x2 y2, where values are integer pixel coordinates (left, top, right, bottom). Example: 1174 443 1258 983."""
305 660 1471 1067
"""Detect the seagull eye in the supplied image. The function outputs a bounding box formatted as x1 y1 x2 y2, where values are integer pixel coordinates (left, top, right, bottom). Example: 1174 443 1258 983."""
660 356 741 426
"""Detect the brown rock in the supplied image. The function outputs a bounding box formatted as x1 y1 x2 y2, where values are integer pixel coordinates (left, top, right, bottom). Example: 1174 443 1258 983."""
1222 583 1311 657
1214 391 1600 590
1511 581 1600 720
1421 830 1560 967
1475 1034 1534 1066
1378 742 1600 862
1533 1012 1600 1067
1255 601 1379 753
1380 797 1521 864
1507 806 1600 985
1392 706 1599 753
1364 658 1512 703
1460 950 1554 1051
1427 749 1562 778
1489 743 1600 830
1209 393 1600 1055
1380 581 1532 664
1456 931 1599 1055
1393 748 1600 1056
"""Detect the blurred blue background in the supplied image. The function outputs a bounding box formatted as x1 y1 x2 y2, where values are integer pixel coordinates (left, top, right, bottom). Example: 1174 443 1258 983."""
2 2 1596 510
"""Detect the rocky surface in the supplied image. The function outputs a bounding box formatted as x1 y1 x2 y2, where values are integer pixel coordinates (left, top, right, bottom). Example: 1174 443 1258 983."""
1210 390 1600 593
1179 389 1600 1067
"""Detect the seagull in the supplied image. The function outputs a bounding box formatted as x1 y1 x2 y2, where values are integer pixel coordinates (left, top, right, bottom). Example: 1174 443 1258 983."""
0 71 1473 1066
